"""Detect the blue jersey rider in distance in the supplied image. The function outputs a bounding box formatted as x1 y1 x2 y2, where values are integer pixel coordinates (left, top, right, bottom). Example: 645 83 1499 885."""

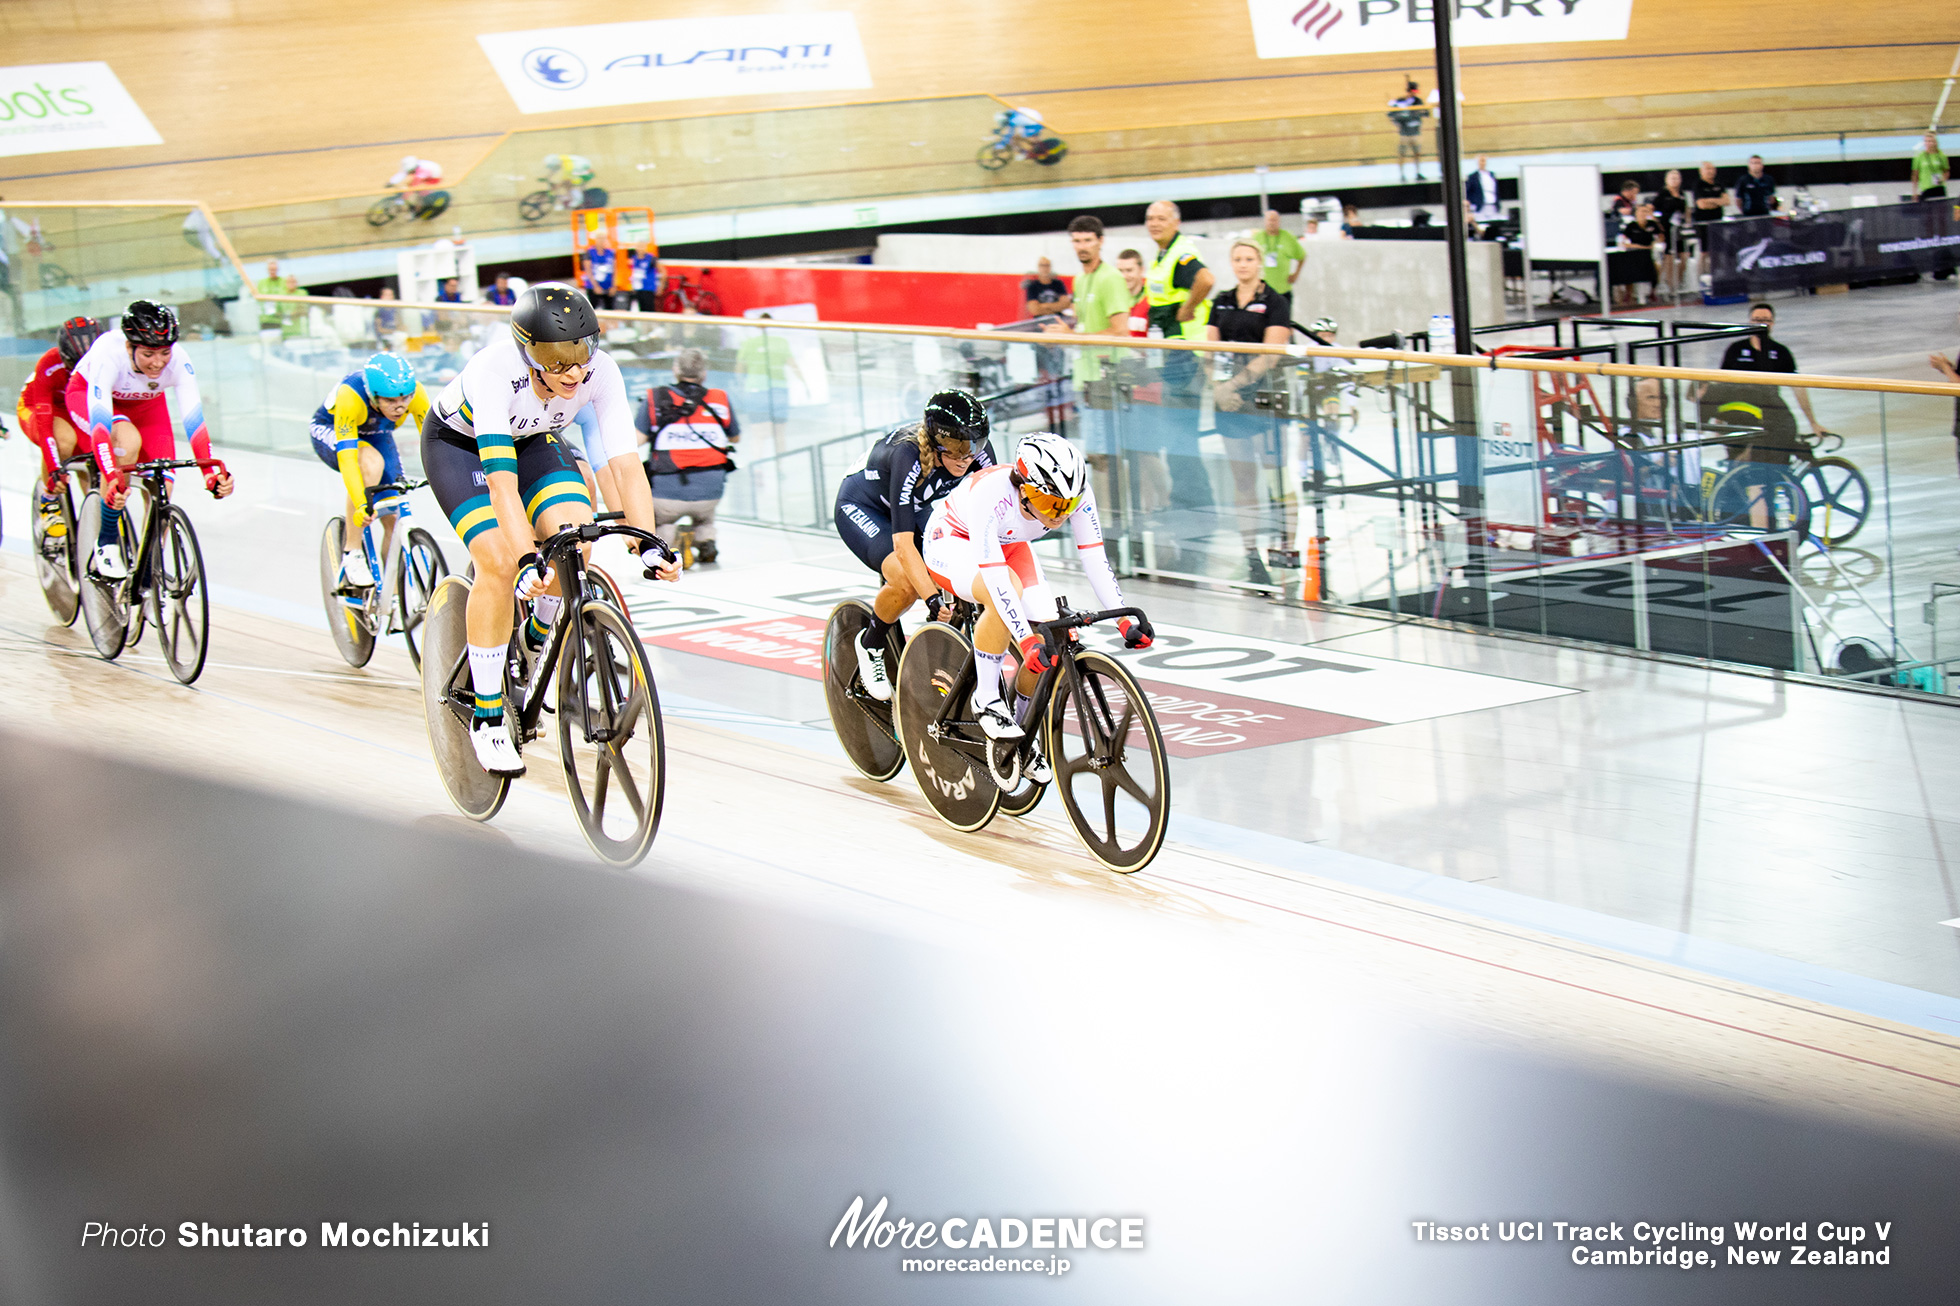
310 352 430 589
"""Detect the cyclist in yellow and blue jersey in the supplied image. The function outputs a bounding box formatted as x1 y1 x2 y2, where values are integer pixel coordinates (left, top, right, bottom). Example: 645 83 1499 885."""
310 353 429 589
542 153 595 208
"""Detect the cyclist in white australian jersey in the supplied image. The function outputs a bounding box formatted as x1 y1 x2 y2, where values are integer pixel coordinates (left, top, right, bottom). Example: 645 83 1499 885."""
421 283 677 775
921 433 1154 773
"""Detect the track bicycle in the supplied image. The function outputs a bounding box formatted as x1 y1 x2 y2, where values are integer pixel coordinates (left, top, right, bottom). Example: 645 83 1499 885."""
365 189 453 228
29 453 96 625
75 457 226 685
1788 432 1870 546
518 183 610 223
317 477 449 671
421 514 677 867
893 597 1170 872
822 595 1045 817
655 273 722 316
976 126 1069 171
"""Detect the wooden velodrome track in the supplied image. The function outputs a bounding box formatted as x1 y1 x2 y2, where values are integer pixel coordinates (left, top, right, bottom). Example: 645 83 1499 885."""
0 0 1951 219
2 543 1958 1144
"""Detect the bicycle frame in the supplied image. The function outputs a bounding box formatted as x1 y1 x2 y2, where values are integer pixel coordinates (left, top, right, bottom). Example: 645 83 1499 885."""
103 457 226 607
352 478 424 634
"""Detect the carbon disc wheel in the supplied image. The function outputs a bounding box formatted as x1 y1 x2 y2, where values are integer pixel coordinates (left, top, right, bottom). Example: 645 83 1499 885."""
823 600 905 782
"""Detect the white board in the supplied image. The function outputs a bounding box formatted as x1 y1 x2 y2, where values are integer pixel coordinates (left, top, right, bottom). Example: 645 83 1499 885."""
1520 164 1604 264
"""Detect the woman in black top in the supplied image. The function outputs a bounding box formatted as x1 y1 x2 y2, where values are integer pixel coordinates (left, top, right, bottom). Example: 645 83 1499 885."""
1206 240 1295 582
1616 202 1664 306
1651 169 1690 301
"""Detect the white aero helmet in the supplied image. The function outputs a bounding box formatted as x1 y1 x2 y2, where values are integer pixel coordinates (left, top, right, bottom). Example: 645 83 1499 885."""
400 156 418 172
1014 432 1089 516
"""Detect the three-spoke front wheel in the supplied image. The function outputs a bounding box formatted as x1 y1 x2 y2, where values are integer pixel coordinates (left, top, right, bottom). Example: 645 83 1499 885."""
1796 455 1871 546
557 598 666 867
1044 650 1170 872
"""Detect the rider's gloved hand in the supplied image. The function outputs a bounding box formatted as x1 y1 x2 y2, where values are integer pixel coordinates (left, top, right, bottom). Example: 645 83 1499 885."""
1019 633 1056 675
635 537 680 582
1120 617 1154 650
513 550 551 601
926 591 952 624
205 469 234 499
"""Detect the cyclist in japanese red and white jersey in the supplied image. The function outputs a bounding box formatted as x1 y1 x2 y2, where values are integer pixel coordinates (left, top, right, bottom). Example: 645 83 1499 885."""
66 301 234 579
13 315 105 539
388 155 444 208
921 432 1154 778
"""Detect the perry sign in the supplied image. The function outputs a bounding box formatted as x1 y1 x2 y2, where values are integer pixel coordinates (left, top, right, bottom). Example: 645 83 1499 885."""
1246 0 1634 58
476 14 873 114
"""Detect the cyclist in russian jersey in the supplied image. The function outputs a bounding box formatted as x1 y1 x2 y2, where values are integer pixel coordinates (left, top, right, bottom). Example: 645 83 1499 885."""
833 390 995 700
422 284 677 776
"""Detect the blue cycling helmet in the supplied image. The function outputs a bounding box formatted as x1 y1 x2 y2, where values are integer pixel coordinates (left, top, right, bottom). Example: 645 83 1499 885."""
363 352 417 398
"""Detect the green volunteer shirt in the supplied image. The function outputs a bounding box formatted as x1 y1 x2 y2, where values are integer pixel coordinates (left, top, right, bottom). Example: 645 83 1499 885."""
737 333 794 389
1914 148 1949 195
256 274 285 327
1249 228 1307 294
1068 259 1131 384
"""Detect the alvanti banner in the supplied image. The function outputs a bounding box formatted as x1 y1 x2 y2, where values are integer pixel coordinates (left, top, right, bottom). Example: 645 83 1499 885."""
477 14 873 114
0 63 162 159
1247 0 1634 57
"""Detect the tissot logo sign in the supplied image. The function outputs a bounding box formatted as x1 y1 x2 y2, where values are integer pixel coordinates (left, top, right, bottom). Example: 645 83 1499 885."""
477 14 873 114
1247 0 1634 56
0 62 161 159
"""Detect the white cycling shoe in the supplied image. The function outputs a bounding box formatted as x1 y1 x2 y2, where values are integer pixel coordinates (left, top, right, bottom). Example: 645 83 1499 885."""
974 697 1023 740
340 546 375 589
855 629 892 701
89 542 129 580
1023 741 1053 785
469 715 526 776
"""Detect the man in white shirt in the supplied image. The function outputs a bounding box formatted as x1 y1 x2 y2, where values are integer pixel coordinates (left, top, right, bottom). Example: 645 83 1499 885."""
1466 156 1502 222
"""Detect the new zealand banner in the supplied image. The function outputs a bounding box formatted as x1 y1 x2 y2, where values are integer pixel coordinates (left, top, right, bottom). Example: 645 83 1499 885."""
1705 200 1960 293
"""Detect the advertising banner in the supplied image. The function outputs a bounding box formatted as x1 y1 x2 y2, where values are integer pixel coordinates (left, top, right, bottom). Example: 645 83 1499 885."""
477 14 873 114
1246 0 1633 58
1705 200 1960 293
0 62 161 159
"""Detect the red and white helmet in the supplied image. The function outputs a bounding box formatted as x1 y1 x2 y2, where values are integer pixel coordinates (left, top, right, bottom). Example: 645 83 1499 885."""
1014 432 1088 504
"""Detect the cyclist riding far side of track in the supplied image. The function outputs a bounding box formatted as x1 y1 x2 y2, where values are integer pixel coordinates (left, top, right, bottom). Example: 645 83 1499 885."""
15 315 105 539
832 389 996 702
543 153 595 209
920 432 1153 782
388 155 444 211
421 283 680 777
310 352 430 589
66 301 235 579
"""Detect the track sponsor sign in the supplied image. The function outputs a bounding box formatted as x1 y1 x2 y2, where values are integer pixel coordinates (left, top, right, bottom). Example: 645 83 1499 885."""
627 563 1575 757
0 63 161 159
1246 0 1633 58
477 15 873 114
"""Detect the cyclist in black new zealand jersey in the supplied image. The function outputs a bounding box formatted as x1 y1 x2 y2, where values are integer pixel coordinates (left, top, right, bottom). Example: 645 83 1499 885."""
833 390 995 700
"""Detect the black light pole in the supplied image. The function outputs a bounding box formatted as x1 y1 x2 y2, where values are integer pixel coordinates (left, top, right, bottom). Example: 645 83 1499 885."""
1433 0 1473 354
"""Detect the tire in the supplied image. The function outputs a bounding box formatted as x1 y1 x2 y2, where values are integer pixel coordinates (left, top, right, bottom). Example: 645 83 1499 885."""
75 493 128 661
580 186 609 209
320 517 377 669
558 597 665 866
976 141 1012 171
415 190 451 221
518 191 553 223
421 575 510 822
395 527 448 671
822 600 905 782
365 197 399 228
999 774 1046 817
584 563 627 613
1708 463 1811 539
31 483 80 625
894 623 1001 832
1795 455 1870 546
151 505 211 685
1045 650 1170 872
694 289 723 316
655 288 682 314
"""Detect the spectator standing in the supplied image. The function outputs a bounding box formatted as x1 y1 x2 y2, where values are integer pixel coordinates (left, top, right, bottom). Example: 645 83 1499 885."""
1913 132 1951 200
584 246 617 304
1115 248 1150 336
374 286 401 346
1143 200 1216 526
1044 217 1129 487
1247 210 1306 317
1111 244 1170 516
1387 81 1428 182
637 347 738 564
1340 203 1361 238
1734 156 1778 217
1465 155 1501 222
1616 203 1664 307
1610 178 1643 221
736 311 806 453
483 271 516 307
629 248 660 311
1652 169 1690 300
1206 240 1294 585
1689 160 1730 283
256 258 285 334
280 274 305 339
1022 257 1071 320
